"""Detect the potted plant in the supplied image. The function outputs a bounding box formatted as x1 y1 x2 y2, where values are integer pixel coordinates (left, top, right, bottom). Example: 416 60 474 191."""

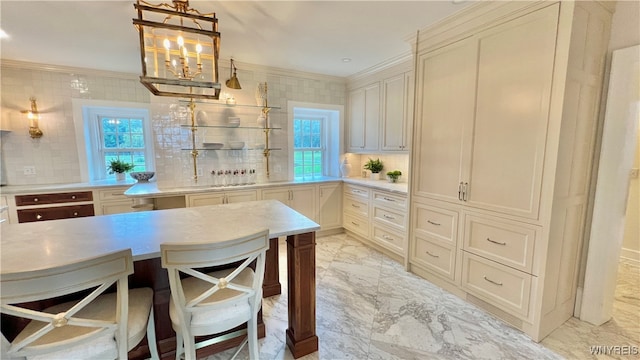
386 170 402 183
108 159 134 181
364 158 384 180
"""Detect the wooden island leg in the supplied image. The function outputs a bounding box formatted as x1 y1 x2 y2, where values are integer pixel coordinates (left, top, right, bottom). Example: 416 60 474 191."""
263 237 282 297
285 232 318 358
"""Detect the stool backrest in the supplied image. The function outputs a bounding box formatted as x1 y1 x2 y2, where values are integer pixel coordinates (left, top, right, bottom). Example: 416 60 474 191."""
160 229 269 317
1 249 133 359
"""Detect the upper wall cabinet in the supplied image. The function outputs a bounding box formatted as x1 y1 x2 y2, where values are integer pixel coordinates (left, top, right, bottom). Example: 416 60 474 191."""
381 72 413 151
347 83 380 152
346 61 413 153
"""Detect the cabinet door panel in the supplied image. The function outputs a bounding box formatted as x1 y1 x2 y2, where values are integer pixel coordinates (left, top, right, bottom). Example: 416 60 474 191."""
381 74 406 151
290 186 317 222
347 88 366 151
261 188 290 204
364 83 381 151
188 193 225 207
467 5 558 218
319 183 342 230
225 190 258 204
413 39 478 202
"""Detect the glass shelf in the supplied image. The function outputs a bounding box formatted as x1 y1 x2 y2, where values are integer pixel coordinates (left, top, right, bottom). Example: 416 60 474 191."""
182 147 282 151
181 125 281 130
177 99 281 110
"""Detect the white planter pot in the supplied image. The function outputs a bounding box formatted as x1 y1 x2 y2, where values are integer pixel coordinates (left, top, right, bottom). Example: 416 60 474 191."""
370 172 381 180
115 173 125 181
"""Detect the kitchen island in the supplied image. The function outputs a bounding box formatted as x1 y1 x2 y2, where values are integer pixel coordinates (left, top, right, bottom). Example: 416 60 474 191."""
1 199 320 359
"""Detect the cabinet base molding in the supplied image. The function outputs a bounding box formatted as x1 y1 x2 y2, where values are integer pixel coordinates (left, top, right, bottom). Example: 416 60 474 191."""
345 229 404 264
317 228 344 238
466 293 525 331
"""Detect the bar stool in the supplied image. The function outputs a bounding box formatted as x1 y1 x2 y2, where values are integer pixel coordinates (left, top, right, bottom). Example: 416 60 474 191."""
1 249 159 360
160 229 269 360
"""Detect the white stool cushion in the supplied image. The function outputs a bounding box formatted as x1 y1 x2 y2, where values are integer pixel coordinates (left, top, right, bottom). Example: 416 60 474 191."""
13 287 153 359
169 268 255 336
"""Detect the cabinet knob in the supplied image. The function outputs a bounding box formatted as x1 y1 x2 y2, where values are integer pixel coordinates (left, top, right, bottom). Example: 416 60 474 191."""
73 212 79 216
36 214 42 220
71 195 76 199
34 198 39 202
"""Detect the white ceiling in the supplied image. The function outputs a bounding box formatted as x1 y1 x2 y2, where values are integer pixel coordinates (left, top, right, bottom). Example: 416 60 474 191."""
0 1 470 78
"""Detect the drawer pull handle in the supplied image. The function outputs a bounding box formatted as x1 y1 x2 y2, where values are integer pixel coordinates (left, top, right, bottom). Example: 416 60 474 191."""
71 195 76 199
353 190 363 194
73 212 79 216
426 251 439 258
427 220 441 226
112 193 125 196
351 221 359 226
382 197 395 202
351 204 360 208
36 214 42 220
483 276 503 286
383 214 395 220
458 182 463 201
382 235 394 241
486 238 506 246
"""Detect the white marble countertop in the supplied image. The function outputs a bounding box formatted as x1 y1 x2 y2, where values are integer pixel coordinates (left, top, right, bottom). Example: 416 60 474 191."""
0 176 408 198
0 199 320 273
0 179 137 195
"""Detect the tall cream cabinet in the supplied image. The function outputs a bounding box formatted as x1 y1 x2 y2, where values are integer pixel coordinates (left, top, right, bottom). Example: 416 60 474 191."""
408 1 613 342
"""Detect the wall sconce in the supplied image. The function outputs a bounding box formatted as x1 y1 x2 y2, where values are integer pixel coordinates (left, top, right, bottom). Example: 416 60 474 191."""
225 58 242 90
21 97 43 139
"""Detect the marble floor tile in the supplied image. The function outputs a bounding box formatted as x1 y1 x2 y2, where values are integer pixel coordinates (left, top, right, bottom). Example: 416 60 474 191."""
204 234 638 360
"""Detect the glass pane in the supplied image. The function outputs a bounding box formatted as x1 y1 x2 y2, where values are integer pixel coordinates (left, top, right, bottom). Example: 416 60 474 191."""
103 134 117 148
119 134 132 148
302 120 311 136
131 134 145 148
130 119 144 133
311 134 321 148
117 119 130 133
312 120 320 134
101 118 117 132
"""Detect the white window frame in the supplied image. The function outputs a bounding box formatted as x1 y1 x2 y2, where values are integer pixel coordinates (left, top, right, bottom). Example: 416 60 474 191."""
293 115 326 178
72 99 154 181
288 101 343 180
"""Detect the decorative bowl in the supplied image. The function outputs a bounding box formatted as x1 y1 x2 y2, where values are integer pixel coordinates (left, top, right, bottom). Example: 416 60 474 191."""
229 141 245 149
203 142 224 149
130 171 155 182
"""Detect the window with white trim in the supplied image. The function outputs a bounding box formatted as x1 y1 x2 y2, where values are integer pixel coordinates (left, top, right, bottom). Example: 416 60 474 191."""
83 106 154 180
293 116 324 178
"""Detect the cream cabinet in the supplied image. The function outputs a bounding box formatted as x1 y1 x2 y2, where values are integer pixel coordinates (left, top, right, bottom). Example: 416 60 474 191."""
381 72 412 151
347 83 380 152
187 189 258 207
94 186 135 215
261 185 317 222
318 182 342 231
409 1 613 342
343 183 408 260
414 7 556 219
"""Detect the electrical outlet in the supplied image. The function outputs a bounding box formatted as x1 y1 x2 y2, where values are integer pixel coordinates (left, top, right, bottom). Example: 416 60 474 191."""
23 166 36 175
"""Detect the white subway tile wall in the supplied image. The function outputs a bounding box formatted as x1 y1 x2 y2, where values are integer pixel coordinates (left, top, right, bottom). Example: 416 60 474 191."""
345 153 410 182
1 63 346 187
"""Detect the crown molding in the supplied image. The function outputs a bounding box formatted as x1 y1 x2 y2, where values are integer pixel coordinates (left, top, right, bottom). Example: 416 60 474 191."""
346 52 413 85
1 57 347 85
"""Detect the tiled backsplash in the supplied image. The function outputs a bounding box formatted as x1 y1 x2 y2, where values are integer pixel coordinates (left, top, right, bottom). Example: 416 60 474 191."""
0 61 346 187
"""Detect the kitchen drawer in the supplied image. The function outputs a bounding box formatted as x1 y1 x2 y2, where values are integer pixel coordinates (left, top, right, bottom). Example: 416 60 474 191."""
372 225 404 254
15 191 93 206
96 187 131 201
372 191 406 212
463 214 537 273
343 213 369 238
343 184 370 200
344 196 369 218
372 205 405 230
462 252 531 318
17 204 95 223
413 203 457 245
412 235 456 280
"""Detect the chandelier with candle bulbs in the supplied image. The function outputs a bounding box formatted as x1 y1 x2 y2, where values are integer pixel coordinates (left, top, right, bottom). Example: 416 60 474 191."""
133 0 221 99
